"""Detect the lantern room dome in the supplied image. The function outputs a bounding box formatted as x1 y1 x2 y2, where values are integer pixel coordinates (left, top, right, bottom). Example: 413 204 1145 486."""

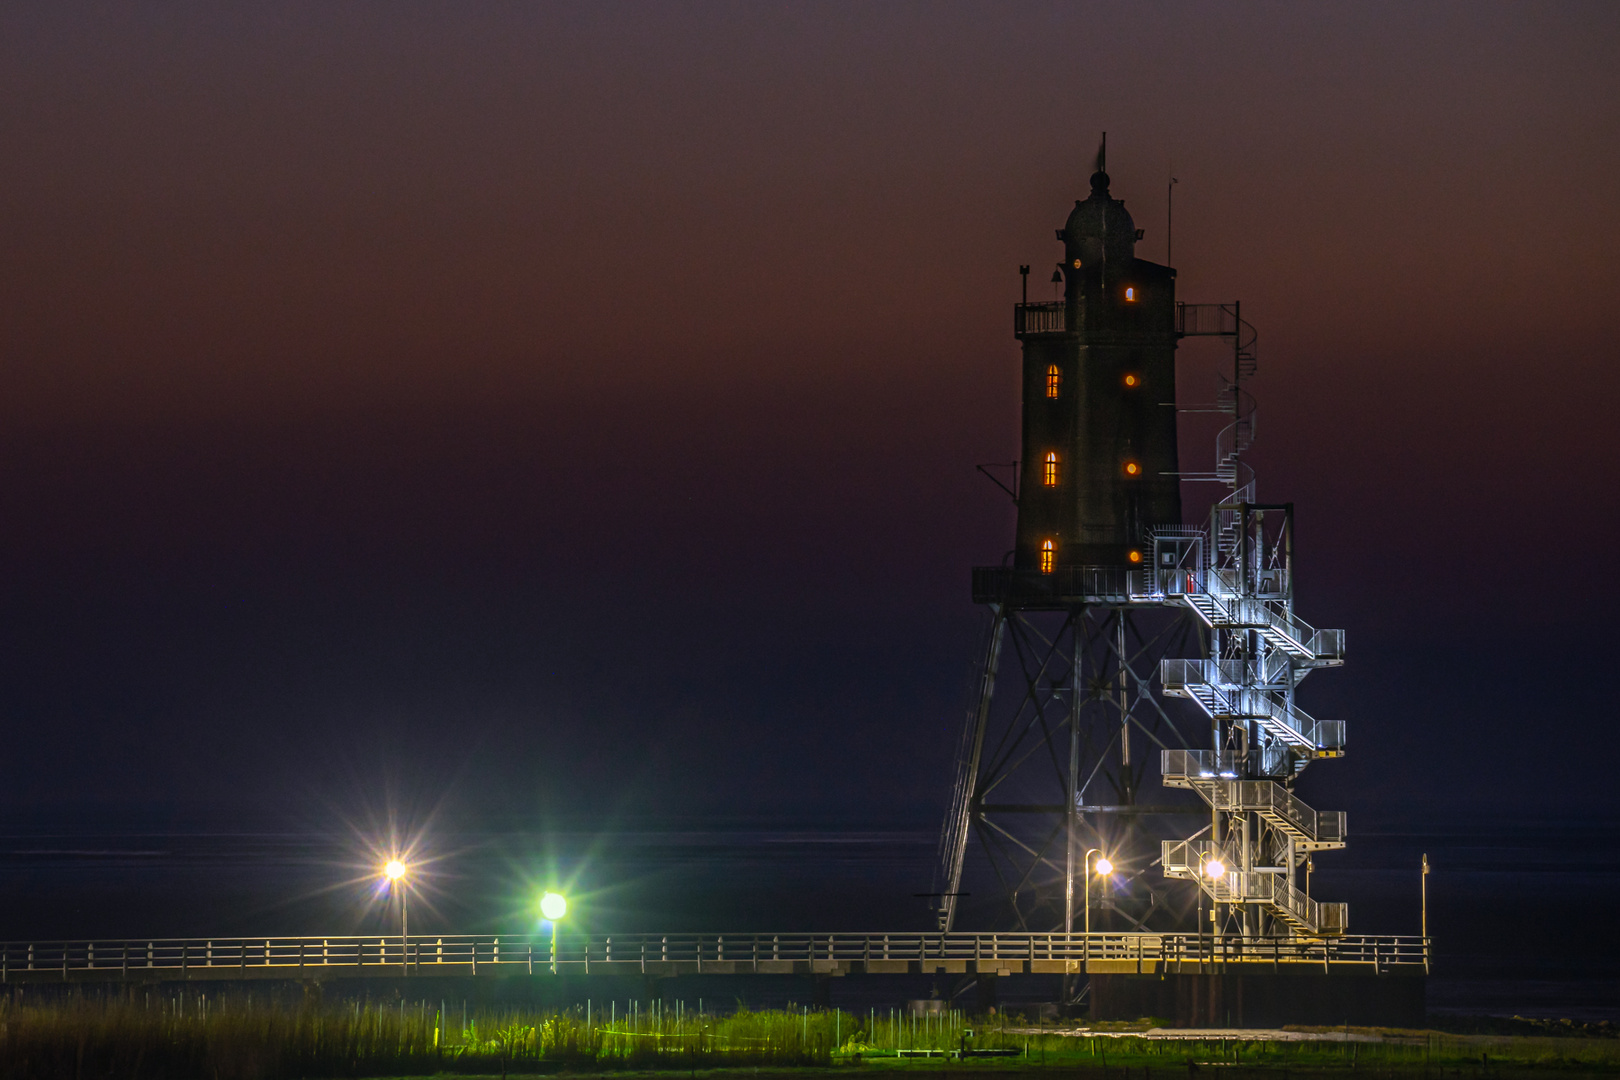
1062 170 1137 269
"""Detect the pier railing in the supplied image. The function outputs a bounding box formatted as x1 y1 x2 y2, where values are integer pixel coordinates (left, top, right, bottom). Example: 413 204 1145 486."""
0 931 1427 981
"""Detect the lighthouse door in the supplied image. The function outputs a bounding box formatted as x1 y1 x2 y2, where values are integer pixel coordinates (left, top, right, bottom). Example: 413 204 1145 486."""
1155 536 1203 596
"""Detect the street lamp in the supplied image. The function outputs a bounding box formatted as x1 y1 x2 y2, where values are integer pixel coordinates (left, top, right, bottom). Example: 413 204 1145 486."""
540 891 567 974
1201 856 1227 956
1083 849 1113 962
383 859 409 971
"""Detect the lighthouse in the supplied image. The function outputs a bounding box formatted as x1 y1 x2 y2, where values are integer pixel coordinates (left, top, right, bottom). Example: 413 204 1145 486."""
1014 147 1181 573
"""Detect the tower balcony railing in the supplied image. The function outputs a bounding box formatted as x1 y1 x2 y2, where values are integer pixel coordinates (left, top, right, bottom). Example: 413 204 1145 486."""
1014 301 1067 337
972 565 1144 605
1175 302 1242 337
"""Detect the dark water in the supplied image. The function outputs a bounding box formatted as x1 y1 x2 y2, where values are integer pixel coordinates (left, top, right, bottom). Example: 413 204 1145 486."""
0 816 1612 1022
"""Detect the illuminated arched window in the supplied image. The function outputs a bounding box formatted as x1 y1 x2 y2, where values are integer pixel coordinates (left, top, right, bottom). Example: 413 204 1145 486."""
1040 539 1055 574
1043 451 1060 487
1045 365 1061 398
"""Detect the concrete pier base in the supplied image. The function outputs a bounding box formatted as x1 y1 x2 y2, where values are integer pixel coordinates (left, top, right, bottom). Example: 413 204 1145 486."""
1089 971 1426 1028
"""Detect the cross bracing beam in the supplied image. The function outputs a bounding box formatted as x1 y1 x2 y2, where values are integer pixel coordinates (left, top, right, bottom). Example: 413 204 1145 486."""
944 504 1353 942
933 603 1208 938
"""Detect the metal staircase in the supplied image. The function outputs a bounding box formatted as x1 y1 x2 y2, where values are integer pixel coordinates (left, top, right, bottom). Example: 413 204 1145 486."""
1177 303 1259 496
1149 503 1351 937
1177 589 1344 665
1160 660 1344 755
1162 837 1348 935
1150 305 1352 939
1161 750 1345 853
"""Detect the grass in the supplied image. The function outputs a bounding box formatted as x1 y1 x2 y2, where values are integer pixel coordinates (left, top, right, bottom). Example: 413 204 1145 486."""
0 995 1615 1080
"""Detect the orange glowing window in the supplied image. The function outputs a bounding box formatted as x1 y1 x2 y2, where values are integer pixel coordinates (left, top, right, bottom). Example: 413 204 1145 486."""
1125 286 1137 301
1040 539 1055 574
1046 365 1062 398
1123 373 1139 388
1124 461 1141 477
1043 451 1060 486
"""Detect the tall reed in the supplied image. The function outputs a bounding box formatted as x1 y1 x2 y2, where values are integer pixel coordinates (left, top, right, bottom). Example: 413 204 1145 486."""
0 993 841 1079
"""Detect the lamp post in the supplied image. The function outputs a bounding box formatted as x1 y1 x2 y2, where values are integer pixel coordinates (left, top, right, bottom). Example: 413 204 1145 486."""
384 859 409 972
1082 850 1113 964
1203 855 1226 957
1421 853 1430 973
540 891 567 974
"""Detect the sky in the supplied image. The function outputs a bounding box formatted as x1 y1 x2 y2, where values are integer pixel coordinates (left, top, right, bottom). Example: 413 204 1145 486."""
0 3 1616 938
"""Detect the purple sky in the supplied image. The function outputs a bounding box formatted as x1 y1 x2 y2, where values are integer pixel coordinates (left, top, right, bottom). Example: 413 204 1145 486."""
0 3 1615 872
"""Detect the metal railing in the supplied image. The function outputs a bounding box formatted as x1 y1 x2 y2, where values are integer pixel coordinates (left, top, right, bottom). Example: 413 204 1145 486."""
1160 663 1344 752
1161 658 1289 692
1160 842 1350 938
0 930 1425 979
1160 748 1221 781
1014 301 1066 336
1159 753 1345 848
1175 303 1241 337
1234 782 1343 844
971 565 1143 605
1194 578 1344 664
